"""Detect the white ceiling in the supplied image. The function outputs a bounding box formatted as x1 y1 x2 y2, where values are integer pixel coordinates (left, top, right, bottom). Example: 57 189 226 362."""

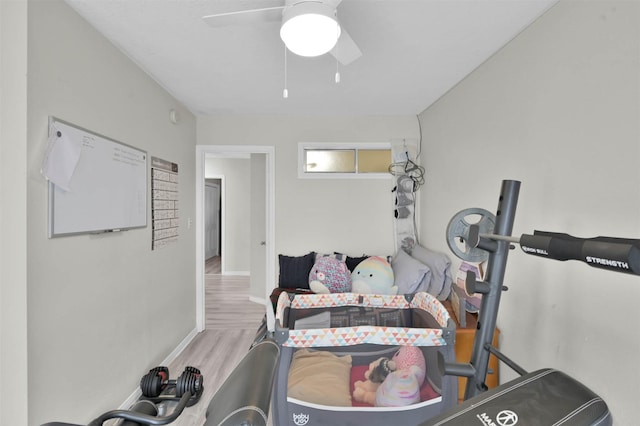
64 0 558 116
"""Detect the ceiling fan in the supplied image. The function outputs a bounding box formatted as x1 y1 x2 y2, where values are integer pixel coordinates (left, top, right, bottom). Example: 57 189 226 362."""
203 0 362 65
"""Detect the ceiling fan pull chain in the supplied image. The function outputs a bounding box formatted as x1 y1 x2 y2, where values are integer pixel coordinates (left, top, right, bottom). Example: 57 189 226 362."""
334 9 341 84
283 45 289 99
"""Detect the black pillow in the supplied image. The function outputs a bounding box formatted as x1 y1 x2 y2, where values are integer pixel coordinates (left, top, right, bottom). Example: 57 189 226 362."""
345 255 369 272
278 252 316 289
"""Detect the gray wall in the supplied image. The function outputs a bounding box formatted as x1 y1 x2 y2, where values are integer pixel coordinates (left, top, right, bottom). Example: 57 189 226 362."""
0 1 29 424
23 1 197 424
197 115 420 260
418 1 639 423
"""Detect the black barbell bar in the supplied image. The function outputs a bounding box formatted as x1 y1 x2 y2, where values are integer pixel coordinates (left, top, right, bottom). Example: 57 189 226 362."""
468 224 640 276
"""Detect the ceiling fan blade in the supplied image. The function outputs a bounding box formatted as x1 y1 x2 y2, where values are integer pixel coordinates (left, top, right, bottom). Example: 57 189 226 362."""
330 28 362 65
283 0 341 6
203 6 284 28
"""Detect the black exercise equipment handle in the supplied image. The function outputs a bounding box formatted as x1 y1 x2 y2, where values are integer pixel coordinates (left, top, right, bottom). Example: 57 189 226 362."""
520 231 640 275
87 391 192 426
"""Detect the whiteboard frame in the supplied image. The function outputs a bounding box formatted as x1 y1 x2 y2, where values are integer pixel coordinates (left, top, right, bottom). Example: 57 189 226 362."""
47 117 148 238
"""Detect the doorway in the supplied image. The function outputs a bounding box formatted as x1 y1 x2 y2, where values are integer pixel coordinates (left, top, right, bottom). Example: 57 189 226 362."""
195 145 276 332
204 178 221 273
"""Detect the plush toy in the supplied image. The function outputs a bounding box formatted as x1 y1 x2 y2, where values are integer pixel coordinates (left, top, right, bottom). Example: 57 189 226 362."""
309 256 351 294
375 346 427 407
353 357 395 405
351 256 397 295
375 367 422 407
392 346 426 387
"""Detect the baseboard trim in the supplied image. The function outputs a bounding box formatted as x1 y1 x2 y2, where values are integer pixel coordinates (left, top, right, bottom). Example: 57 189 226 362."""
249 296 267 306
117 327 199 409
223 270 250 276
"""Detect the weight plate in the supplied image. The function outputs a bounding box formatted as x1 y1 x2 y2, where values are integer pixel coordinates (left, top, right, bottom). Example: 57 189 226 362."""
176 370 195 398
154 366 169 382
140 371 163 398
175 372 186 398
184 366 201 375
446 208 496 262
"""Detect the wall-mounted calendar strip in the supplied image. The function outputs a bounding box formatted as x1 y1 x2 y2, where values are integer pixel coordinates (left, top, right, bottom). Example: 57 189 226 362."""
151 157 179 250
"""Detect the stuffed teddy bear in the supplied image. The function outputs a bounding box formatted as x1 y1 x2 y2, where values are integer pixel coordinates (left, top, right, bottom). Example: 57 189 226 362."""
375 346 426 407
353 357 395 405
309 256 351 294
351 256 398 295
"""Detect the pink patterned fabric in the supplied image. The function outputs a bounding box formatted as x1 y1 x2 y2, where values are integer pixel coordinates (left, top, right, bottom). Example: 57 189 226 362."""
392 346 426 386
309 257 351 293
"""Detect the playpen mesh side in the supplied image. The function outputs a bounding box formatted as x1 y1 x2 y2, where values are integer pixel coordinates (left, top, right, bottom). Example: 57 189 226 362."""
275 292 453 348
276 292 450 327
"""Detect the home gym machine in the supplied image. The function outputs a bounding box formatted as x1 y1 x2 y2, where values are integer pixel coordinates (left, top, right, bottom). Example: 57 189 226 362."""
422 179 636 425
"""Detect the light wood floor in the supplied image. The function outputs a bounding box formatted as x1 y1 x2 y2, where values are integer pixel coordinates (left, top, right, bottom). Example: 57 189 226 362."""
205 274 266 330
157 256 269 425
205 255 221 275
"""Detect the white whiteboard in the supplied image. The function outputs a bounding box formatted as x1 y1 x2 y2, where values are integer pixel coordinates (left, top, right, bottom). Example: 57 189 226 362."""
47 118 147 237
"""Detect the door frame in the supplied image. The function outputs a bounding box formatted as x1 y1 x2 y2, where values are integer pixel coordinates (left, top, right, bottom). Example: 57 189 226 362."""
195 145 276 332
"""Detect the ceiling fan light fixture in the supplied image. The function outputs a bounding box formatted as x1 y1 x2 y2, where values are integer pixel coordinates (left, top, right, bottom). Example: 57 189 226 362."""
280 2 341 57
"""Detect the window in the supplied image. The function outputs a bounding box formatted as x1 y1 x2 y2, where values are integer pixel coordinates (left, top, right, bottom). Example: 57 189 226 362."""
305 149 355 173
299 143 392 179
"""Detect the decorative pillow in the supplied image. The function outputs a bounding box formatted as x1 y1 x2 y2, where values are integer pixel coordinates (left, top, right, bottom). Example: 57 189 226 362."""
288 349 352 406
409 245 452 300
346 255 369 272
278 252 316 289
316 252 347 262
391 249 431 294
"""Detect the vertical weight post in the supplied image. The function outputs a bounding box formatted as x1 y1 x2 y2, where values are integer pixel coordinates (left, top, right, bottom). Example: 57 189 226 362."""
464 180 520 399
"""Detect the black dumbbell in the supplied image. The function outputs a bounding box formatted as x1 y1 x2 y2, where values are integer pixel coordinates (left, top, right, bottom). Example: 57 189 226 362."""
175 367 203 398
140 366 203 399
140 366 170 398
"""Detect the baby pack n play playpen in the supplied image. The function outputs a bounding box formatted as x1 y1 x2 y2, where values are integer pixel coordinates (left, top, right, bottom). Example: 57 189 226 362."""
270 291 458 426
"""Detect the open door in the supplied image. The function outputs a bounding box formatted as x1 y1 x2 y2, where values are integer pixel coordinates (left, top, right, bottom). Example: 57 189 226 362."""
195 145 275 332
